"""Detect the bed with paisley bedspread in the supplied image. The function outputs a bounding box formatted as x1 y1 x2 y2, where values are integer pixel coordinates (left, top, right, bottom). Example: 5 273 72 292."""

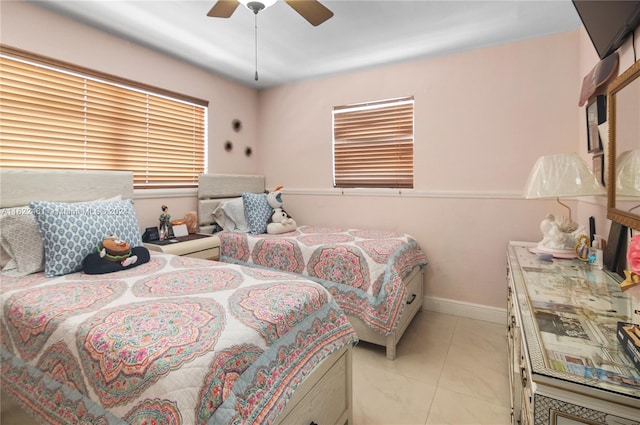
197 174 428 360
0 169 357 425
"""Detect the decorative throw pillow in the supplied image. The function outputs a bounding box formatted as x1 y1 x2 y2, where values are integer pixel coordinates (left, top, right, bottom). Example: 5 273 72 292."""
0 246 9 269
0 206 45 276
223 198 250 232
30 198 143 277
212 198 250 232
242 193 272 234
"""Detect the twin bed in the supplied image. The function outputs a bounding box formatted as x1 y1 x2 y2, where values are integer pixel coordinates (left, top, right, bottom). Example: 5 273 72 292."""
197 174 428 360
0 169 357 425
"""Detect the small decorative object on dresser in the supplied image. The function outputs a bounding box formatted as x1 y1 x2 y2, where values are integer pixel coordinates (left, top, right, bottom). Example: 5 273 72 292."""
621 234 640 293
507 241 639 425
617 322 640 373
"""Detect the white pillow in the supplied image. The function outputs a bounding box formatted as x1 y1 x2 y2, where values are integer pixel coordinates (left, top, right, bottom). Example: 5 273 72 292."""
0 206 45 276
211 203 233 231
212 198 249 232
0 246 9 269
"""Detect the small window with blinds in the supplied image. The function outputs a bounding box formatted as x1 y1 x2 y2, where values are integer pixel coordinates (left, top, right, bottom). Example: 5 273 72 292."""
0 46 207 189
332 96 414 189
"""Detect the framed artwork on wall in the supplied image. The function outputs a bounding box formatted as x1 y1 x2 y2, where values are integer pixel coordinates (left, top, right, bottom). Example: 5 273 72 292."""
586 95 606 153
592 152 605 186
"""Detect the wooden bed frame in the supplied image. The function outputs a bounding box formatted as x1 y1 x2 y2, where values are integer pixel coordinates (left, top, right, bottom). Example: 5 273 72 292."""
197 173 424 360
0 168 353 425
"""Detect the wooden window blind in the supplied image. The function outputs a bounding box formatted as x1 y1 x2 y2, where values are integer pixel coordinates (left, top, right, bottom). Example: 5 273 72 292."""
0 45 207 189
333 96 414 189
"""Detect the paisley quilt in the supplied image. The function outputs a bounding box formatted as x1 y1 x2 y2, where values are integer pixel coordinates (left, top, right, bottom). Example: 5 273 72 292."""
218 226 428 336
0 252 357 425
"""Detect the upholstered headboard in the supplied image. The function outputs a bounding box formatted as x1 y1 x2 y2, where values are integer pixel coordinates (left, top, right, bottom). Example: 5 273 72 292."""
197 173 265 233
0 169 134 208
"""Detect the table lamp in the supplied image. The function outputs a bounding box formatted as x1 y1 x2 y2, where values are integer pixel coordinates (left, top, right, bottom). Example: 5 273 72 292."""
616 149 640 214
616 149 640 195
524 153 605 256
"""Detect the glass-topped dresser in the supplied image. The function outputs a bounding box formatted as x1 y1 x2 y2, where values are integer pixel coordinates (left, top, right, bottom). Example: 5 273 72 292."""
507 242 640 425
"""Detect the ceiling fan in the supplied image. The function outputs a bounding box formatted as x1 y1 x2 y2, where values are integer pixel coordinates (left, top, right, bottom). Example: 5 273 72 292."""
207 0 334 26
207 0 333 81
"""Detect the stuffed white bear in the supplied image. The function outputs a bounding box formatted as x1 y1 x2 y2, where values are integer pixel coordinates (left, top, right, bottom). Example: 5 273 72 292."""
266 186 297 234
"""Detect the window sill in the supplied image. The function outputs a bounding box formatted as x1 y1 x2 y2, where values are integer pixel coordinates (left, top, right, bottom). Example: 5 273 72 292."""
134 188 197 199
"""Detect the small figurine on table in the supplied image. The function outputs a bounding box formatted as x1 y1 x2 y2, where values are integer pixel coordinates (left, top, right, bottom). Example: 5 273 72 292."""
621 234 640 292
159 205 171 240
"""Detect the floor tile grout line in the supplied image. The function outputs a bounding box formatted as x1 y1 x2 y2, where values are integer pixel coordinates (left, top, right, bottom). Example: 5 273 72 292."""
422 314 459 424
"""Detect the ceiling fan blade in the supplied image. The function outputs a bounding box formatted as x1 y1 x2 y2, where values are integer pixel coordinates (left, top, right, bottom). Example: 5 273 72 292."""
207 0 240 18
285 0 334 26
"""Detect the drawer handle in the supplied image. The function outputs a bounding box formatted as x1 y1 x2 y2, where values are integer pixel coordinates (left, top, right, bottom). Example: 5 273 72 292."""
406 294 417 304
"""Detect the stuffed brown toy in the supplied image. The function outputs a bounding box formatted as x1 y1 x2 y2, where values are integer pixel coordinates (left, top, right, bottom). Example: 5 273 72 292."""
82 236 150 275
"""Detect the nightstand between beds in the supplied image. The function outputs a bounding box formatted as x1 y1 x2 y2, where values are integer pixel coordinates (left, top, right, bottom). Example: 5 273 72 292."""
144 234 220 260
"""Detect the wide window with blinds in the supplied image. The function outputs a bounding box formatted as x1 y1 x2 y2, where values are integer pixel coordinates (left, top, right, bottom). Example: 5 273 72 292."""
332 96 414 189
0 46 207 189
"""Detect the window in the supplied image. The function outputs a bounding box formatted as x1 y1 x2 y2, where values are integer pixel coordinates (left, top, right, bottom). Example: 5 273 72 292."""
0 45 207 189
332 96 414 189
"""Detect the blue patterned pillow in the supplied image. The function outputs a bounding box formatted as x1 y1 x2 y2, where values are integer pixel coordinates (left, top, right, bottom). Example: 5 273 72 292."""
30 198 142 277
242 193 272 234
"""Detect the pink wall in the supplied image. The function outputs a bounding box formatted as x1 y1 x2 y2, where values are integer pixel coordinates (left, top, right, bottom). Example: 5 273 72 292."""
258 32 582 309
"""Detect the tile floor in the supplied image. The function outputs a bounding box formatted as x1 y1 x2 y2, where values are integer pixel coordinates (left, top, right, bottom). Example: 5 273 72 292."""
1 310 511 425
352 310 511 425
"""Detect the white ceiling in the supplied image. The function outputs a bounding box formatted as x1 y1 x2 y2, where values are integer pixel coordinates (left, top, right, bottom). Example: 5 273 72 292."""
30 0 582 89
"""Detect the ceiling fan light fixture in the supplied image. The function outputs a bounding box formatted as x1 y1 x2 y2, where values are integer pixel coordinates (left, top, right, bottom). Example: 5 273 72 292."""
239 0 277 13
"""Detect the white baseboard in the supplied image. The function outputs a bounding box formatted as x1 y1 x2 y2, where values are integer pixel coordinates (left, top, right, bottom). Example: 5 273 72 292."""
423 296 506 324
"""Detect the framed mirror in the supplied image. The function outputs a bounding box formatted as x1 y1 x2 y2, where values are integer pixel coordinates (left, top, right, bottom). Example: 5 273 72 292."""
606 58 640 230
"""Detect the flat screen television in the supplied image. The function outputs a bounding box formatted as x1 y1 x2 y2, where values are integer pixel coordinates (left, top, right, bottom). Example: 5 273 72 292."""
572 0 640 59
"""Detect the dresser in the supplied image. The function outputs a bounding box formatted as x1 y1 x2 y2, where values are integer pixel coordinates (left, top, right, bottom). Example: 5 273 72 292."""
507 242 640 425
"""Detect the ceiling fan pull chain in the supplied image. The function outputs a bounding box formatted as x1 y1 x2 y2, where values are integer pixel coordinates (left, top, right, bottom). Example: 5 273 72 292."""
254 12 259 81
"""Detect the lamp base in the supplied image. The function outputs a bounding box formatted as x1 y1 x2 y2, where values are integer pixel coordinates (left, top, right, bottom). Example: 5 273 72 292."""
530 214 587 259
537 214 583 252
